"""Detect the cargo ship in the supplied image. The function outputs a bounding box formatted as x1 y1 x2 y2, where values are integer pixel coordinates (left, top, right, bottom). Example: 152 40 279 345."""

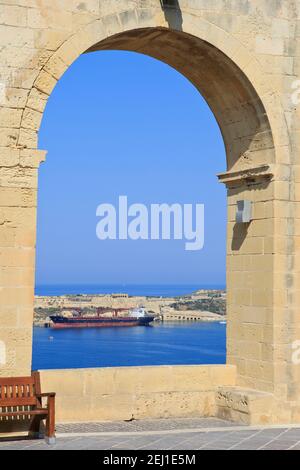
49 307 155 329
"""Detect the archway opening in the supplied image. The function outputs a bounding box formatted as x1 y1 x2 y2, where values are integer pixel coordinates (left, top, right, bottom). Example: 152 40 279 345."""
33 46 228 369
26 26 276 385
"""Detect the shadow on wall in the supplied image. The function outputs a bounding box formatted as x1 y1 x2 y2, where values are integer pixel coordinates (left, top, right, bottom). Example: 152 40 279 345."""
230 180 271 251
160 0 183 30
231 223 249 251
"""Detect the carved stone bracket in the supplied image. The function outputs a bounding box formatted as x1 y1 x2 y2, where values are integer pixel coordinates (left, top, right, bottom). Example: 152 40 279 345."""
217 165 274 187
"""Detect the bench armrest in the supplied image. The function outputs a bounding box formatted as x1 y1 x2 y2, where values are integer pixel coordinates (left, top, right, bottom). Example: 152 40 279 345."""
36 392 56 398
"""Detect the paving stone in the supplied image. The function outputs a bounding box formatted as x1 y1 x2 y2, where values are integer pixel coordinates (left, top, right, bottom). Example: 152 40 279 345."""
2 420 300 450
288 444 300 450
56 417 236 434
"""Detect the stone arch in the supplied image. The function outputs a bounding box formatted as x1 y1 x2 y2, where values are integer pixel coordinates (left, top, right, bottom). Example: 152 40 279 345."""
3 1 297 414
1 0 299 425
18 7 288 170
20 5 281 389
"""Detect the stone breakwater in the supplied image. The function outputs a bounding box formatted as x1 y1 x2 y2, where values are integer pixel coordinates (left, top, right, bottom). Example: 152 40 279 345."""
33 290 226 326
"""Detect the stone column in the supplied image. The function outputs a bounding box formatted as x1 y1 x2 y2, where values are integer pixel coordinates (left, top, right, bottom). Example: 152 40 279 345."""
0 149 46 377
219 166 276 394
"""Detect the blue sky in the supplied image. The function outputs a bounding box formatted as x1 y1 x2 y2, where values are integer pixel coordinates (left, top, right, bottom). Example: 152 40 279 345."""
36 50 226 287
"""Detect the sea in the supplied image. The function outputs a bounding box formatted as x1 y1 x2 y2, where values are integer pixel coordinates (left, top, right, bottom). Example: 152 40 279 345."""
35 284 225 298
33 284 226 370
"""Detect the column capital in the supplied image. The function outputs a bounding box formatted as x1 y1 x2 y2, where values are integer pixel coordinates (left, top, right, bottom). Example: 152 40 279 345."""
19 149 47 169
218 165 273 186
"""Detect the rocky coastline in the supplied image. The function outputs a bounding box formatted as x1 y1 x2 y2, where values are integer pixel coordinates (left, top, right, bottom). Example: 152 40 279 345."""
34 289 226 327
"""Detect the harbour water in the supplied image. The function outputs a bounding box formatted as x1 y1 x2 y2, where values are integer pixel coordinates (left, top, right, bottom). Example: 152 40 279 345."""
32 322 226 370
33 284 226 369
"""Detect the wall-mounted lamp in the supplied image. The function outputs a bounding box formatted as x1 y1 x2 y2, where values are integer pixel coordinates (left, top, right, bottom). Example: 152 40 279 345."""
236 200 252 224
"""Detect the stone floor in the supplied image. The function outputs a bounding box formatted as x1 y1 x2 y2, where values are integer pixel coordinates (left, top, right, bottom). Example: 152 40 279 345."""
1 418 300 450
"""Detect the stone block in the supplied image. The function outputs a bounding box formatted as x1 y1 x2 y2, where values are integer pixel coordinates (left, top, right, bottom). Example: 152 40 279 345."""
0 108 22 128
3 87 29 108
18 127 38 149
216 386 275 425
0 5 27 28
21 108 42 131
26 87 48 113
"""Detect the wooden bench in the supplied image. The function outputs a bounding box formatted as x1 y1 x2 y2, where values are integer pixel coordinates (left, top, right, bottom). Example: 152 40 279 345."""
0 371 56 444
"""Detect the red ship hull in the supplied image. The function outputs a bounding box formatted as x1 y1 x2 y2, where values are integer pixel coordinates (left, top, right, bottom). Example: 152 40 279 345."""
49 315 154 329
51 320 142 329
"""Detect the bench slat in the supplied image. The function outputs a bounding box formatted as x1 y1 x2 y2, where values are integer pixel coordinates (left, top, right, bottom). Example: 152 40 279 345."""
0 396 37 407
0 409 48 417
0 379 39 405
0 377 35 386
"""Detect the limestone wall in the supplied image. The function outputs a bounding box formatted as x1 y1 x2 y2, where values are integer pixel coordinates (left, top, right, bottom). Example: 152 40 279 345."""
0 0 300 424
39 364 236 423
